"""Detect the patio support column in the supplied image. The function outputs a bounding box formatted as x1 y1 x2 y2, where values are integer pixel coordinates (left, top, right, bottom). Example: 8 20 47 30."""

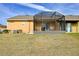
61 16 65 31
63 16 66 31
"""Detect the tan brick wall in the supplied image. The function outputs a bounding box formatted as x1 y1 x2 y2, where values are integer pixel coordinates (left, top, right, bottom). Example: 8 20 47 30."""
49 21 59 31
7 20 34 34
34 21 41 31
34 21 59 31
72 22 78 32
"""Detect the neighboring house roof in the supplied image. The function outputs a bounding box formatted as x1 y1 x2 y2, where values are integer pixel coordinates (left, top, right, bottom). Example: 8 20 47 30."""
0 24 6 28
8 15 34 21
65 15 79 21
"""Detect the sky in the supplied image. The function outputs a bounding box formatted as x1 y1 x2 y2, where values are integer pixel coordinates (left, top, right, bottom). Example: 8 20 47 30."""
0 3 79 25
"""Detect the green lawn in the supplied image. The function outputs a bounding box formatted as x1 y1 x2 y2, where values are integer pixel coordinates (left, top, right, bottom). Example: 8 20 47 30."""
0 33 79 56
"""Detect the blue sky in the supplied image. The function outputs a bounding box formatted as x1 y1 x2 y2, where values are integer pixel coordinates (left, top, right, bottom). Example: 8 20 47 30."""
0 3 79 25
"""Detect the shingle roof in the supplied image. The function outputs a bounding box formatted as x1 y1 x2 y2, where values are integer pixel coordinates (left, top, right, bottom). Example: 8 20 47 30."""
8 11 64 21
7 14 79 21
65 15 79 21
8 15 34 21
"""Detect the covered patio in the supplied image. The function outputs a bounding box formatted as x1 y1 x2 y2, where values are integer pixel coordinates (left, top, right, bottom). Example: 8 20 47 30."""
33 11 66 33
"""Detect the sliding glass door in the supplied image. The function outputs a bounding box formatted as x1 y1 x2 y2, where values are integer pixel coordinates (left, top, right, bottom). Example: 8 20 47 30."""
66 23 72 32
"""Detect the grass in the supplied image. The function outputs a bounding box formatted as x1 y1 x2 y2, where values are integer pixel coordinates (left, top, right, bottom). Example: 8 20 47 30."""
0 33 79 56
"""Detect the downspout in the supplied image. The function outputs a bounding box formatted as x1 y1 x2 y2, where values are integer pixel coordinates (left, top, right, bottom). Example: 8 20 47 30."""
29 21 30 34
77 21 79 32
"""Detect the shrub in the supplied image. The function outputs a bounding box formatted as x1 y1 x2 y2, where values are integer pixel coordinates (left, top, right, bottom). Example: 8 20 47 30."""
0 31 2 34
3 29 10 33
17 30 22 33
13 30 22 34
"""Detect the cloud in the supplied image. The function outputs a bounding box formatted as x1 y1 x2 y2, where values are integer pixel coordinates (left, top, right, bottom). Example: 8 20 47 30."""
18 3 52 11
0 4 29 25
0 4 24 25
0 4 28 17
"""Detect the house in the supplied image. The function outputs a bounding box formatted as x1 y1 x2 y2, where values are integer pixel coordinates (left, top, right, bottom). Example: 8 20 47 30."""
65 15 79 32
7 11 79 34
7 15 34 34
0 24 6 31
